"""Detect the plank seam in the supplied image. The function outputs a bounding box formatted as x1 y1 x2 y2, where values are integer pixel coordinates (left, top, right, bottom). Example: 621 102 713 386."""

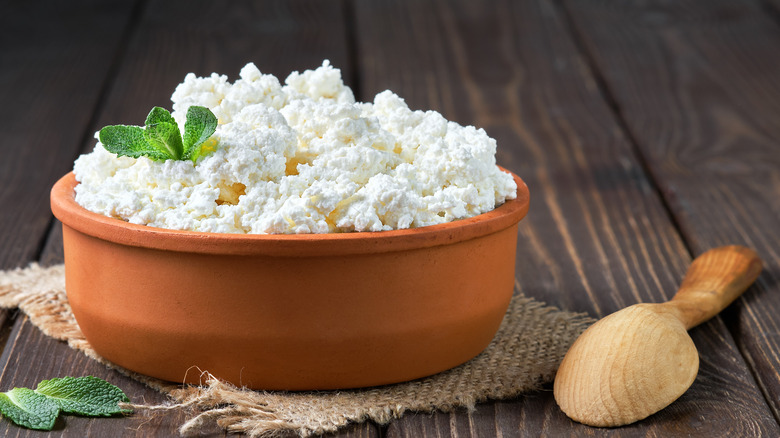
554 0 780 429
723 279 780 425
31 216 57 268
552 0 693 257
342 0 364 101
0 315 27 386
34 0 149 265
70 0 149 160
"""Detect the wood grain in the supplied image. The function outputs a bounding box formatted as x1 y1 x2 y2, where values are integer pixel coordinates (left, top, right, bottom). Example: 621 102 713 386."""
1 0 376 436
0 3 142 432
0 0 140 269
0 316 225 438
562 0 780 423
92 0 353 129
552 244 764 430
669 246 762 329
2 0 779 436
0 0 141 358
355 0 780 435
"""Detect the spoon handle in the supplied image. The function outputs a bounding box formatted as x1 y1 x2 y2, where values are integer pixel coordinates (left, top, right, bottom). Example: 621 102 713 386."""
667 245 762 330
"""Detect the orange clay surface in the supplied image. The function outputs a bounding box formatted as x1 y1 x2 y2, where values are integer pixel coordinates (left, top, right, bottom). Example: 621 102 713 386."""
50 169 529 390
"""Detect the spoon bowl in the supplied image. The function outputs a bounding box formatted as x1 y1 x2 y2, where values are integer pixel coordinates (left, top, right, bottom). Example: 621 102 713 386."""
554 246 762 427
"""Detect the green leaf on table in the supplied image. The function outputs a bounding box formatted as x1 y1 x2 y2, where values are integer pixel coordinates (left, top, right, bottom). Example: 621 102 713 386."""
182 105 218 162
0 376 132 431
0 387 59 430
35 376 131 416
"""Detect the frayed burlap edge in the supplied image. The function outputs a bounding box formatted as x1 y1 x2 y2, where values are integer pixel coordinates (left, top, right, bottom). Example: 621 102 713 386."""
0 263 593 437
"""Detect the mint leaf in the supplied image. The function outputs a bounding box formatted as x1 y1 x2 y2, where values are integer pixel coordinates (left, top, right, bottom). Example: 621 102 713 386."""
144 121 184 159
182 105 218 162
35 376 130 417
99 125 169 161
99 105 217 162
0 387 59 430
145 106 177 127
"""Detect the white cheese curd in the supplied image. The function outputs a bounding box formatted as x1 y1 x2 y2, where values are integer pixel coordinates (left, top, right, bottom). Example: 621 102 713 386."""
73 60 517 234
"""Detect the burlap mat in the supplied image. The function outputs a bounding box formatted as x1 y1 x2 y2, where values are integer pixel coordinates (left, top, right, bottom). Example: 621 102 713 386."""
0 263 592 437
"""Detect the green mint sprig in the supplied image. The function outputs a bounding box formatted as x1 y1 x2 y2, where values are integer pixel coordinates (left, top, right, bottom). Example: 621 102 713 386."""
99 106 218 162
0 376 131 430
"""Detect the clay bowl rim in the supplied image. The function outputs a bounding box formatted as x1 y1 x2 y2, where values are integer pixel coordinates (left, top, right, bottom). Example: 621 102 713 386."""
50 168 529 257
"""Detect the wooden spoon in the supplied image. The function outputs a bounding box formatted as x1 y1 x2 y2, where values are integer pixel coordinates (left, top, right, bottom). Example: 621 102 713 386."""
554 245 762 427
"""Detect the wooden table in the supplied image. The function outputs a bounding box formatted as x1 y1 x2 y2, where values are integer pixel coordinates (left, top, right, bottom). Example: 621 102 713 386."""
2 0 779 436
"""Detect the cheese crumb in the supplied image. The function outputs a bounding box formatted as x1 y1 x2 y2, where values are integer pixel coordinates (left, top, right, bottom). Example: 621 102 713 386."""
73 61 517 234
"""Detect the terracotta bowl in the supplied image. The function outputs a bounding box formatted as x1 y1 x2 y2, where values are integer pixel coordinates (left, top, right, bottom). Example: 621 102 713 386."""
50 169 529 390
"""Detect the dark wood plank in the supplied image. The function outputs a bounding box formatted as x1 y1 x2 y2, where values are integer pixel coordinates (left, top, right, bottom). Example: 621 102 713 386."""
0 316 373 437
562 0 780 423
3 1 377 436
0 0 140 365
355 0 780 435
764 0 780 14
0 316 226 438
0 2 142 428
95 0 353 127
0 0 140 269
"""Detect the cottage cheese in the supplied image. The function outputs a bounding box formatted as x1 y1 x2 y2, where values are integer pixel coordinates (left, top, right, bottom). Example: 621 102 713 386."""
73 61 517 234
